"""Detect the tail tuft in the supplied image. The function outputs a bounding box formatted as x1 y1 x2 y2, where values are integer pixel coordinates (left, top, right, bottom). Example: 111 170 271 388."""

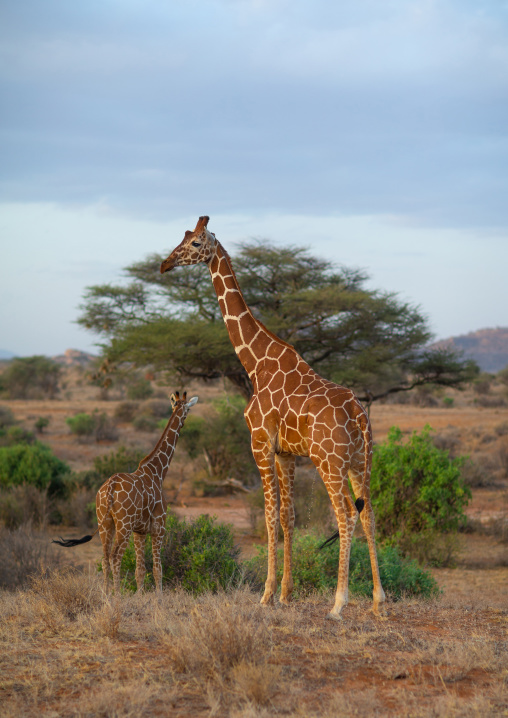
318 530 340 550
355 498 365 514
52 535 94 548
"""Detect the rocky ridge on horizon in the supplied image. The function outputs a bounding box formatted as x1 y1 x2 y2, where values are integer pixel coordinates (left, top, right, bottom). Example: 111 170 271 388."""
432 327 508 373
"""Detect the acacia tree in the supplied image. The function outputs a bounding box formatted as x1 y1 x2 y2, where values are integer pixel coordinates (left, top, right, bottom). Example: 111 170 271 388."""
78 241 476 403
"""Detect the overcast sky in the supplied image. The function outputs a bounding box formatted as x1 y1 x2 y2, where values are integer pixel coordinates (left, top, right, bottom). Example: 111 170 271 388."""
1 0 507 357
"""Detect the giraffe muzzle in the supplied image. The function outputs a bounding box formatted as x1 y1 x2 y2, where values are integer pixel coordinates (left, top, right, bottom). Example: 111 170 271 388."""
160 256 177 274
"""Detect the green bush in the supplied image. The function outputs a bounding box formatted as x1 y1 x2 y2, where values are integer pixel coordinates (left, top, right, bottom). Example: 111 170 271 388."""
117 513 243 593
34 416 51 434
371 426 471 564
0 425 36 447
0 405 15 429
246 530 440 600
66 413 95 437
0 442 70 497
126 378 154 401
179 395 257 484
93 445 147 481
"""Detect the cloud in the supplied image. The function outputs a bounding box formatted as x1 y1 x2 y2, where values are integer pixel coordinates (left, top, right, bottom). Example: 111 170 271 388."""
0 0 507 229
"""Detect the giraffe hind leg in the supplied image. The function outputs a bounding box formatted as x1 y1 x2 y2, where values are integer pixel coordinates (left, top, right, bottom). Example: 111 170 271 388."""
312 458 359 620
349 469 386 617
276 453 296 605
99 517 115 595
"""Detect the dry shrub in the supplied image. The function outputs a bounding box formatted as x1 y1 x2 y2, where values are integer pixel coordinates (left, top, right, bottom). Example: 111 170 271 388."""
141 399 172 418
413 636 505 683
494 420 508 437
56 486 96 530
231 661 281 706
318 688 381 718
475 395 506 408
89 597 123 639
69 682 157 717
161 589 272 687
432 430 461 456
498 442 508 477
0 484 50 529
113 400 140 423
460 457 496 488
0 523 60 589
426 691 508 718
28 566 103 628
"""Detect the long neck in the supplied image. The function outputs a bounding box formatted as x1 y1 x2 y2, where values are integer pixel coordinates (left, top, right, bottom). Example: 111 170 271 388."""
138 410 185 481
208 242 289 379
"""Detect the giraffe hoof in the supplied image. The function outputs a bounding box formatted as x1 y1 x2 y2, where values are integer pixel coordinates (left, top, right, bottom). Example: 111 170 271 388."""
372 605 388 620
326 611 343 622
260 593 275 607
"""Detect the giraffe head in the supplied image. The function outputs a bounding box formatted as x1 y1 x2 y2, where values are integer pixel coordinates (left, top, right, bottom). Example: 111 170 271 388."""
169 391 199 416
160 216 217 274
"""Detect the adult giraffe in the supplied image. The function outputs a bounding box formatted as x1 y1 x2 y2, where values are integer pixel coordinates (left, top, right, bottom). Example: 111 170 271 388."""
54 392 198 594
160 217 385 619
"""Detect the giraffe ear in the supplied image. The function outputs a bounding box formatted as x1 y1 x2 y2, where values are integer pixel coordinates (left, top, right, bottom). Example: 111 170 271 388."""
170 393 177 408
186 396 199 407
194 216 209 233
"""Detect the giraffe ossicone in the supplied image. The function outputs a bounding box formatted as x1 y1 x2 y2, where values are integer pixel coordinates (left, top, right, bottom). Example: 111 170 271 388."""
161 216 386 619
54 391 198 595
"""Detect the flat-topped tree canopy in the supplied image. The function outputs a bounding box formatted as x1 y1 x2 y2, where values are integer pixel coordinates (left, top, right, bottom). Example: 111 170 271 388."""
78 222 477 403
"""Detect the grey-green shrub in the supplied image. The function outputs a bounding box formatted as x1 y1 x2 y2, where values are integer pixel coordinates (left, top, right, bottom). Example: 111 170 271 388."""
246 530 440 600
116 513 243 593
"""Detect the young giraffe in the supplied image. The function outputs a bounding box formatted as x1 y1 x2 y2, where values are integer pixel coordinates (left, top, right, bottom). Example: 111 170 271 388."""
160 216 385 620
54 392 198 594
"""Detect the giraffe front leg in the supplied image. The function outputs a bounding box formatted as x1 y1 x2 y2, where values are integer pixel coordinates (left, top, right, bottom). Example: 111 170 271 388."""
252 440 279 606
133 533 147 592
276 453 296 605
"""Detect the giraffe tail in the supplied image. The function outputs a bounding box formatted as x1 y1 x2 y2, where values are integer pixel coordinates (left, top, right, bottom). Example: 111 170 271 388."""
318 498 364 551
52 528 99 548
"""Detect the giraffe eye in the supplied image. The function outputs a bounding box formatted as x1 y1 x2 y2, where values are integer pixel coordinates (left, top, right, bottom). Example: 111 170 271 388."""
191 241 201 248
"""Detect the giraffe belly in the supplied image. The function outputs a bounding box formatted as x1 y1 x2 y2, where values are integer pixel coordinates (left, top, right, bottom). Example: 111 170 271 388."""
278 425 309 456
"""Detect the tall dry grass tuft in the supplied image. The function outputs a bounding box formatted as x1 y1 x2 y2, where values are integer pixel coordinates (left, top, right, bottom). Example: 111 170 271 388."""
0 523 61 589
157 587 277 710
28 566 104 632
162 589 271 678
67 681 158 717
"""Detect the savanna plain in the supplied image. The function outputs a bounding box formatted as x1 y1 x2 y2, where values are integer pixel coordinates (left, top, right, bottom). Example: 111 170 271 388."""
0 364 507 717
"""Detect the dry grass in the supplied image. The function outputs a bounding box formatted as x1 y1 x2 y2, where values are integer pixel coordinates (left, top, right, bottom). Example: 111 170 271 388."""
0 568 506 717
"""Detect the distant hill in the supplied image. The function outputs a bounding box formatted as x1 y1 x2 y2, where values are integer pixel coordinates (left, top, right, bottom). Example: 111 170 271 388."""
432 327 508 373
0 349 16 360
52 349 97 367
